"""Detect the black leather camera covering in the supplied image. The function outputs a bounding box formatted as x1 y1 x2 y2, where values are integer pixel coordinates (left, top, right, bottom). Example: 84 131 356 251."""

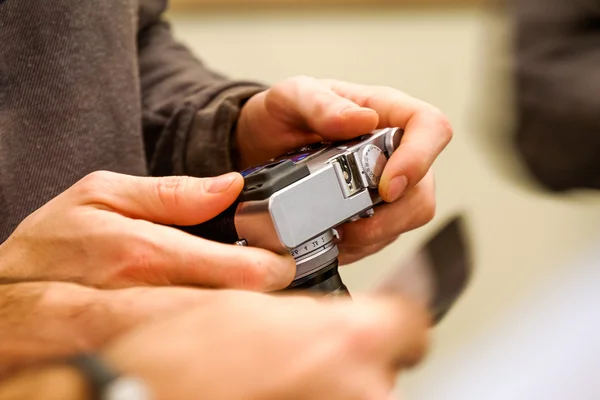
176 160 310 245
177 200 241 245
239 160 310 202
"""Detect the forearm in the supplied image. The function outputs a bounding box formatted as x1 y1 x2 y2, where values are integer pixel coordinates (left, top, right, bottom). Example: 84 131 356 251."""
138 2 267 177
0 282 116 375
0 281 212 376
0 365 87 400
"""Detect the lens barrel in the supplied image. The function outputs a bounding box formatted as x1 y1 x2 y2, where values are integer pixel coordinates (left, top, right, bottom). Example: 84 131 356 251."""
286 258 350 296
283 230 350 296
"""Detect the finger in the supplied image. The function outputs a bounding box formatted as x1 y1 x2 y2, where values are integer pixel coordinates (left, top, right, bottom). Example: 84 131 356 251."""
336 170 435 248
338 295 430 368
109 220 296 292
72 171 244 225
267 75 379 138
325 80 453 202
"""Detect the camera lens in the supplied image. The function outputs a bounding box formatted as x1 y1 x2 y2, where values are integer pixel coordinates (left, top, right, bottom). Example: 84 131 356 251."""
285 230 350 296
286 258 349 296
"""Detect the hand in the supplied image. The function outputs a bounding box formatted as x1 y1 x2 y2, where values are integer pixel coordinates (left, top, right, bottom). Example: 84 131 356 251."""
0 171 294 290
0 281 219 376
236 76 452 263
103 290 430 400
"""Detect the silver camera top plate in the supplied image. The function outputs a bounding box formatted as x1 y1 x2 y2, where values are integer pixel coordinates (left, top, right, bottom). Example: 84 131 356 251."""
234 128 403 253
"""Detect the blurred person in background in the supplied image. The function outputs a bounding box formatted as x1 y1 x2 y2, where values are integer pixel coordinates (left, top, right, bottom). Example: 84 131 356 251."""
0 0 452 398
514 0 600 191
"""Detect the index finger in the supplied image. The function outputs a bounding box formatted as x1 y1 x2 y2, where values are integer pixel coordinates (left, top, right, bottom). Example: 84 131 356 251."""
326 80 453 202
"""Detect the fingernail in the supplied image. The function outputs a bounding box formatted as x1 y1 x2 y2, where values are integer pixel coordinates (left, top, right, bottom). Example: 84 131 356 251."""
268 256 297 291
339 106 375 116
333 227 343 242
387 176 408 202
204 173 238 194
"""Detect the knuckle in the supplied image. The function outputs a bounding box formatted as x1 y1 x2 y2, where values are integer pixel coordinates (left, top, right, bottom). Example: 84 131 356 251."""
357 389 390 400
319 77 338 88
402 145 432 178
113 233 165 286
278 256 297 288
234 259 271 291
404 329 430 368
429 106 454 143
361 219 384 246
394 300 431 366
343 313 383 357
280 75 315 95
75 170 115 199
417 189 436 226
288 74 315 86
312 92 336 116
362 88 390 107
372 85 395 94
155 176 189 210
127 243 153 274
82 170 114 184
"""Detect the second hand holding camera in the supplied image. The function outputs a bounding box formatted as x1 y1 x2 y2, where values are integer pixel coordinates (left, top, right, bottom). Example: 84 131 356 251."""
180 128 404 296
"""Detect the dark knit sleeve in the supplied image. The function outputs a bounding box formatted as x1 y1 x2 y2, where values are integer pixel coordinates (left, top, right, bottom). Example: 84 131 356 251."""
513 0 600 191
137 5 268 178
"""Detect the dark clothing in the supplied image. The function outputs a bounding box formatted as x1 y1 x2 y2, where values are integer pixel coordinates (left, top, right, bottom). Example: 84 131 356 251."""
514 0 600 191
0 0 266 242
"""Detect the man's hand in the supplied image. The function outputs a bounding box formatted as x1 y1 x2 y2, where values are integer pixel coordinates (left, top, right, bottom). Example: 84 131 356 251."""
103 290 430 400
0 171 294 290
236 76 453 264
0 281 221 376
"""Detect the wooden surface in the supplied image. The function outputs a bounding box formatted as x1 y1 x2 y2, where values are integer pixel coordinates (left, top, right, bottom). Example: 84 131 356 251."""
169 0 482 10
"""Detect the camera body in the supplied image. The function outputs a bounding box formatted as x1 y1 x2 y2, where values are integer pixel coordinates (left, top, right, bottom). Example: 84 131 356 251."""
182 128 404 295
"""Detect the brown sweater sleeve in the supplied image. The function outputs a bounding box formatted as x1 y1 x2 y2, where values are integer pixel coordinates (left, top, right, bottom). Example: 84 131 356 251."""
513 0 600 191
138 3 268 178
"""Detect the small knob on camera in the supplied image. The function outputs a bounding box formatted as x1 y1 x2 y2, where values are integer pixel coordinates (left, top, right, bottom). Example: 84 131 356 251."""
360 144 387 189
384 128 404 157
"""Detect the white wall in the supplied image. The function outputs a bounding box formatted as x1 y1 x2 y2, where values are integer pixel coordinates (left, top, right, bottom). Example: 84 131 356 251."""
167 6 600 399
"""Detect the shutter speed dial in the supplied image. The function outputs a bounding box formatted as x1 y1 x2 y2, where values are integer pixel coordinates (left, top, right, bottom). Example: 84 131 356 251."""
360 144 387 189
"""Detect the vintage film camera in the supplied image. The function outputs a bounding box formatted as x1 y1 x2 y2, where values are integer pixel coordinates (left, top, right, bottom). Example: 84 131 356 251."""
181 127 404 296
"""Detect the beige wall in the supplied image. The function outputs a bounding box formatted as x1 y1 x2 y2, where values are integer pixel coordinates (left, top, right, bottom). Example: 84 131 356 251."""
167 6 600 399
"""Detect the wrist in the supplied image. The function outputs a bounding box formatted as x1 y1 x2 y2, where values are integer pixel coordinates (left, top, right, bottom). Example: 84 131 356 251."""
186 82 267 178
0 233 43 284
0 282 50 371
0 237 22 283
0 282 112 372
233 91 263 171
38 283 132 353
65 354 152 400
41 365 90 400
0 365 88 400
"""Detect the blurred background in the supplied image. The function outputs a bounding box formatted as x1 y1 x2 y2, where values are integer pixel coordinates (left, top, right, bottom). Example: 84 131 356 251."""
165 1 600 399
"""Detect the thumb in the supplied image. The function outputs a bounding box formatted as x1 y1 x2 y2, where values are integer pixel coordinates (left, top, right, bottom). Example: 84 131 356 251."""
75 171 244 225
269 76 379 138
